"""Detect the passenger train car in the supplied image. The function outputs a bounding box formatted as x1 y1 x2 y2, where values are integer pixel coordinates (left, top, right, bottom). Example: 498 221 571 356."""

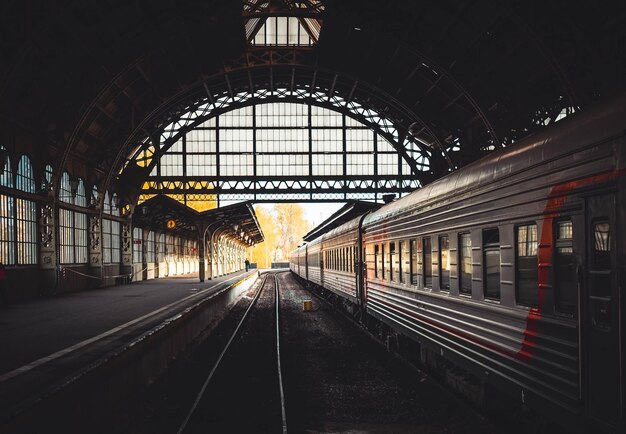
290 94 625 432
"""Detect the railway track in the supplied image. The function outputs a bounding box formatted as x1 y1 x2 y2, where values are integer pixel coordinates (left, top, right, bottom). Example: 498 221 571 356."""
177 272 288 433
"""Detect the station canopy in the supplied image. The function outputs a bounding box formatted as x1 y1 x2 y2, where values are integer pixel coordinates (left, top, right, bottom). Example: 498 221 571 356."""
133 195 264 245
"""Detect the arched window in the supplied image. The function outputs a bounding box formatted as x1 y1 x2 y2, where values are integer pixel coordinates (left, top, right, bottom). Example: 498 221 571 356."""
0 147 13 188
15 156 37 264
102 190 121 264
91 186 99 207
16 156 35 193
42 164 53 192
0 195 15 265
133 227 142 264
59 172 73 204
166 234 177 261
146 231 155 263
111 193 120 216
135 100 426 208
157 233 165 263
103 191 111 214
0 147 15 264
75 179 87 207
59 173 88 264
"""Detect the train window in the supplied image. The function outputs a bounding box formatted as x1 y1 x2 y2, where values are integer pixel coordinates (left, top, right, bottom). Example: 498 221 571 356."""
423 237 432 288
410 239 418 285
398 241 403 283
439 236 450 291
348 247 351 273
349 247 352 272
347 247 350 272
351 247 354 273
337 248 341 271
389 242 396 281
483 229 500 300
380 243 385 279
401 240 410 284
375 244 380 277
459 233 472 295
516 224 538 306
590 220 611 297
555 220 575 315
341 248 344 272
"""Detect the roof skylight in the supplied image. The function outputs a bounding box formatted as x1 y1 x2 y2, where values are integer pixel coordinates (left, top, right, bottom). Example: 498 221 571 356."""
243 0 324 46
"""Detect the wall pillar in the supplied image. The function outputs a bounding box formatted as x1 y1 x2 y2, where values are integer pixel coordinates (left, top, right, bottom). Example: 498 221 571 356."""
197 223 206 282
207 230 214 280
121 221 132 279
39 202 57 295
89 214 102 287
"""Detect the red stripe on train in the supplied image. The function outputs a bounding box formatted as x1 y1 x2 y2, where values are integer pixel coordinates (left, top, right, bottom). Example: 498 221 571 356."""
516 169 625 362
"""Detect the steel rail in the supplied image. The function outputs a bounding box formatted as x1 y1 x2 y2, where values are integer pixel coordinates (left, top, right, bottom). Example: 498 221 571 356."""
275 273 289 434
176 273 269 434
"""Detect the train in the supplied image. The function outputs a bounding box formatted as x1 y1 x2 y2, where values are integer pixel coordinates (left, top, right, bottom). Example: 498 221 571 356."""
290 94 625 433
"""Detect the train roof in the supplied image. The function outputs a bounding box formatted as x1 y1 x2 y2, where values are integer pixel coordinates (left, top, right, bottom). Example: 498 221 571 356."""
319 214 364 242
363 93 626 226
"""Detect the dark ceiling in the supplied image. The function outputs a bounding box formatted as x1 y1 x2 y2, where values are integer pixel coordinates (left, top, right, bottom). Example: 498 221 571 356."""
0 0 623 194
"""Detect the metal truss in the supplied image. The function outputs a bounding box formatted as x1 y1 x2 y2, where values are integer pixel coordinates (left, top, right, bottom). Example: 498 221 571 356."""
118 69 444 202
111 51 458 206
141 176 421 198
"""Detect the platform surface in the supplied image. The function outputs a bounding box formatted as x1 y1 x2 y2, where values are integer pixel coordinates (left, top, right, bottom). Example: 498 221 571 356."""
0 271 254 410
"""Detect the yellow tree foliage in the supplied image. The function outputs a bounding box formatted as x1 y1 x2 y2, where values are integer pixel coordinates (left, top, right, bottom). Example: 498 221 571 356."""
248 204 312 268
274 203 312 259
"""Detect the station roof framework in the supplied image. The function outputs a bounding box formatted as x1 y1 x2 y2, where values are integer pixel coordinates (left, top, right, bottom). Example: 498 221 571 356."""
0 0 623 211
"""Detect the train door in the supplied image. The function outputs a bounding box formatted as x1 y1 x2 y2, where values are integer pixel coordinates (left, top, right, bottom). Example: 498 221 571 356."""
583 194 621 427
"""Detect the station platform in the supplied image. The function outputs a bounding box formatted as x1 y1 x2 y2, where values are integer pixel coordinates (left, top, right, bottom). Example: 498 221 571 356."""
0 270 257 427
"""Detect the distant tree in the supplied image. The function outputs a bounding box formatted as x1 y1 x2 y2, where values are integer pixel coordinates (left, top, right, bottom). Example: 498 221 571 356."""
250 205 277 268
249 204 312 267
274 203 312 260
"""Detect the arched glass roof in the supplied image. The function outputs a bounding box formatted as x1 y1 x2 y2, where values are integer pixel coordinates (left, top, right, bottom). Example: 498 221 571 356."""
129 98 428 210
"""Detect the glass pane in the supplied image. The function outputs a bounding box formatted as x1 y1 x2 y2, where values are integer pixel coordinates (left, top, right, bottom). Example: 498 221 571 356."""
439 236 450 291
594 222 610 252
410 239 418 285
374 244 379 278
558 221 573 239
460 234 472 294
517 225 538 306
381 243 385 279
590 220 611 297
0 194 16 265
423 238 432 288
389 242 395 282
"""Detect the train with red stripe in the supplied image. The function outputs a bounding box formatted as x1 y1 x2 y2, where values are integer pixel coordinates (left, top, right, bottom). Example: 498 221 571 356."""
290 95 625 432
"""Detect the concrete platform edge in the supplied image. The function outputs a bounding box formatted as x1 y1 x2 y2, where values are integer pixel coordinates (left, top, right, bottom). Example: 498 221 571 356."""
1 272 259 433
